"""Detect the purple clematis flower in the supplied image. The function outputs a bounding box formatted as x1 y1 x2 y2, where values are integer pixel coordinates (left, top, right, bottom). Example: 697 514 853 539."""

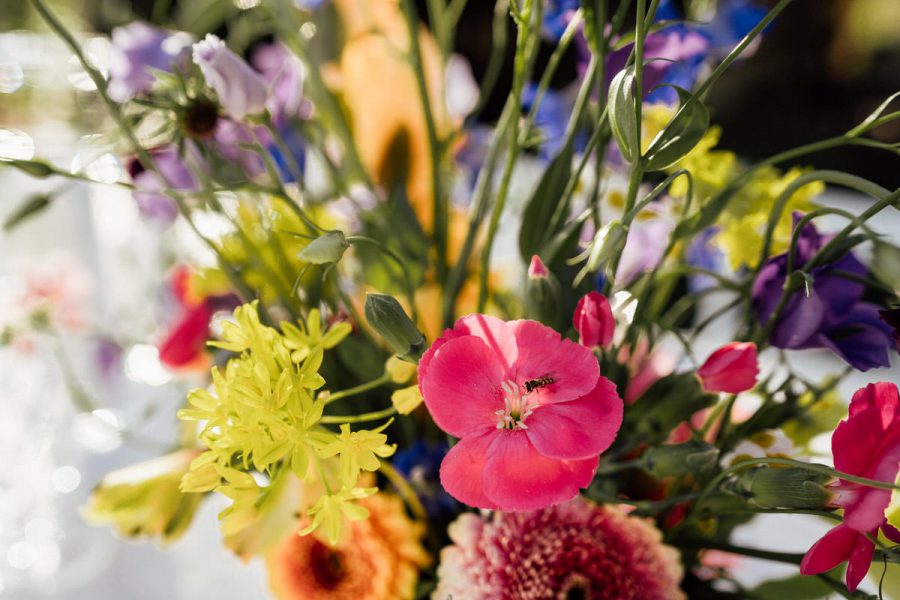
752 215 893 371
108 22 191 101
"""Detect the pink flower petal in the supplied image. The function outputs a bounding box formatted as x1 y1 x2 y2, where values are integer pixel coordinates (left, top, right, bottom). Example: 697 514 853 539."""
800 524 857 576
439 431 498 510
846 532 875 592
482 430 594 511
452 314 518 373
526 376 623 460
697 342 758 394
509 319 599 404
420 335 506 437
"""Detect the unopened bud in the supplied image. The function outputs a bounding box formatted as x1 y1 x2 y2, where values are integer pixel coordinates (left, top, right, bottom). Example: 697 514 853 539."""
644 441 719 478
299 230 349 264
527 255 549 279
738 467 833 509
364 293 425 363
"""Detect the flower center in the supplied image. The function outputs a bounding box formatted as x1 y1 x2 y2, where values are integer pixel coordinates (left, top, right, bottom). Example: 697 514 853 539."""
496 380 537 430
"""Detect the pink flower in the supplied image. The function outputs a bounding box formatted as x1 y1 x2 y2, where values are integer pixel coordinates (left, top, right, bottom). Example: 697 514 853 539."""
434 497 685 599
697 342 759 394
418 314 623 511
527 255 549 279
573 291 615 350
193 34 268 120
800 382 900 591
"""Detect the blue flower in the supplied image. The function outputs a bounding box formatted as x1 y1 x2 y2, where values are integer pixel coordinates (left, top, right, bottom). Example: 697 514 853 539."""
521 82 573 159
392 441 457 519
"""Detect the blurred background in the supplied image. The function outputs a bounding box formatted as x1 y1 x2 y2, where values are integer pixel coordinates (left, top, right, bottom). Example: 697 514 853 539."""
0 0 898 598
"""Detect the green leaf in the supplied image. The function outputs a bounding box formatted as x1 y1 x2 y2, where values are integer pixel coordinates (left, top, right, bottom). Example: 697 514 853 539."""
871 241 900 290
750 572 837 600
643 86 709 171
4 194 51 231
607 66 638 163
518 142 574 261
847 90 900 138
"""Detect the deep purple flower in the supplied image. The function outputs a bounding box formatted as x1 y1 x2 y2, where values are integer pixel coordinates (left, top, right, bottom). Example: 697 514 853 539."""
880 308 900 353
193 34 268 120
752 215 893 371
108 22 191 101
129 146 198 223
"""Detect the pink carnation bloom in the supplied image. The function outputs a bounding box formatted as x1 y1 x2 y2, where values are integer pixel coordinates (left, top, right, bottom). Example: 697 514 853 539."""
418 314 623 511
800 382 900 591
434 497 685 599
697 341 759 394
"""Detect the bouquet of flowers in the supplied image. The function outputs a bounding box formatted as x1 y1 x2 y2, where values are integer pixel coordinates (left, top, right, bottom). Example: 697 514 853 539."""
6 0 900 597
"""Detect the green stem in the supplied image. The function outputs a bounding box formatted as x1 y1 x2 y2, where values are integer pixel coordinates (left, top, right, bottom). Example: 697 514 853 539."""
378 461 428 522
324 373 392 404
347 236 419 322
400 0 447 288
321 406 397 424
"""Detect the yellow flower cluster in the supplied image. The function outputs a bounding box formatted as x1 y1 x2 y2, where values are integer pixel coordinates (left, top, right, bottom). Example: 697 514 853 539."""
178 301 396 546
644 104 823 270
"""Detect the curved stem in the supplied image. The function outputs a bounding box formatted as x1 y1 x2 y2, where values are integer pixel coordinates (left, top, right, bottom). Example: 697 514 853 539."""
321 406 397 424
324 373 392 405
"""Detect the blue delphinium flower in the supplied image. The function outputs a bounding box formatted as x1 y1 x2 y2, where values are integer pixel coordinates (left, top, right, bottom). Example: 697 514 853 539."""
392 440 457 520
521 82 574 160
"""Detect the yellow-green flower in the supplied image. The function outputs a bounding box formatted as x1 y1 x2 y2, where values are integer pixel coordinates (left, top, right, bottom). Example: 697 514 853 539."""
281 307 352 362
298 485 378 545
319 421 397 488
84 450 203 545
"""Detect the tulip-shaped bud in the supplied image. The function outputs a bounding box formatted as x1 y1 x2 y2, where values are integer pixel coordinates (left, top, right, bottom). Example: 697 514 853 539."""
527 255 549 279
573 291 615 350
193 34 268 120
697 342 759 394
364 293 425 363
737 467 833 509
644 441 719 478
572 219 628 283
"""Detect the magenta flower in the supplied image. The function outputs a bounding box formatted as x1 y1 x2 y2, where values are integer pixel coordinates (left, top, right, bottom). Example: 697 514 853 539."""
418 314 623 511
193 34 268 120
800 382 900 591
434 497 685 599
697 342 759 394
574 291 615 350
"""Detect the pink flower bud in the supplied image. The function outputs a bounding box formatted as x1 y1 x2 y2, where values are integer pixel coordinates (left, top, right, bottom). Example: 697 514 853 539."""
573 291 615 350
528 255 549 279
697 342 759 394
193 34 268 120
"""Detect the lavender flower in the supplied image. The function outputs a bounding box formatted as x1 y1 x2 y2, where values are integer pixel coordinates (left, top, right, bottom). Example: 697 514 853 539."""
752 216 893 371
128 146 197 224
252 43 307 123
193 34 268 120
108 22 191 101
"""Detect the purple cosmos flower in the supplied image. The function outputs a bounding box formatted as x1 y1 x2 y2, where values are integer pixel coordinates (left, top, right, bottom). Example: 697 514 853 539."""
128 146 198 224
193 34 268 120
752 215 893 371
108 22 191 101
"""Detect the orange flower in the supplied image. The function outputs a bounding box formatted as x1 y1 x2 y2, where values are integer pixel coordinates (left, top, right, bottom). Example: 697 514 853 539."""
266 492 429 600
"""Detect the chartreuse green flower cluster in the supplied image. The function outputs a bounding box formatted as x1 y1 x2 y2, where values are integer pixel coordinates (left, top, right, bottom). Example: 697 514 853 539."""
177 301 395 545
643 104 823 270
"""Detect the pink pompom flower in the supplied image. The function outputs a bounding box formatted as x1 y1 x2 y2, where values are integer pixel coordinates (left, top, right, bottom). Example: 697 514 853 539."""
697 342 759 394
434 497 685 599
418 314 623 511
574 291 615 350
800 382 900 591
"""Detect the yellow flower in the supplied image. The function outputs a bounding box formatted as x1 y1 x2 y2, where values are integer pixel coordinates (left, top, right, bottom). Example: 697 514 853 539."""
298 486 379 545
84 450 202 545
319 422 397 488
281 308 353 362
391 385 423 415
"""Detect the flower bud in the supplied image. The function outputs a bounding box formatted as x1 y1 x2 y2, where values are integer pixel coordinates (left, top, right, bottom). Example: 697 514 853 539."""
644 441 719 478
527 255 549 279
364 293 425 363
697 342 759 394
298 230 349 264
193 34 268 120
575 219 628 282
573 291 615 350
738 466 833 509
